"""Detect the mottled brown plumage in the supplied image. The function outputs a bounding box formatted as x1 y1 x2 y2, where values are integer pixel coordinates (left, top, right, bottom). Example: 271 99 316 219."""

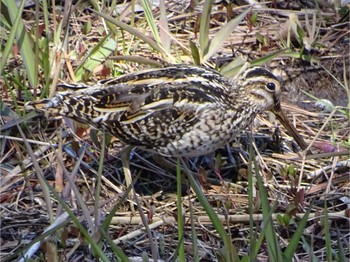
25 65 307 156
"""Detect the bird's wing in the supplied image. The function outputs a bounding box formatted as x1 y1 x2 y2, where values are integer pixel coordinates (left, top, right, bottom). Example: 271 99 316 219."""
87 66 234 124
90 79 222 147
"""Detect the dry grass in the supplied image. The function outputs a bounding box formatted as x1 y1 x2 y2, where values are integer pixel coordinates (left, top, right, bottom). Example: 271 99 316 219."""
1 1 349 261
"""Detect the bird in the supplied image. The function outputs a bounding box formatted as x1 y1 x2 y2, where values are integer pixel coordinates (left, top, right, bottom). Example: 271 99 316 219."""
25 64 308 156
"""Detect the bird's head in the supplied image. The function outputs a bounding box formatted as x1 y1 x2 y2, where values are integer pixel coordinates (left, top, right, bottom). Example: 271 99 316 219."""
237 67 282 113
236 66 308 151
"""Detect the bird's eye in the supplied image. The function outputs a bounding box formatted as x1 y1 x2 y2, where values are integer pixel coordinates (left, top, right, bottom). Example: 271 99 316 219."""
266 82 276 91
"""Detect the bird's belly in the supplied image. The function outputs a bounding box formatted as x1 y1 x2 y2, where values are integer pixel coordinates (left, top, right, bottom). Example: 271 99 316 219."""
156 136 230 157
154 114 239 157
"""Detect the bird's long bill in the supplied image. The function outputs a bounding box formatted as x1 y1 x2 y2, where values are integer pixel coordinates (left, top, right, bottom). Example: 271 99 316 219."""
273 107 308 151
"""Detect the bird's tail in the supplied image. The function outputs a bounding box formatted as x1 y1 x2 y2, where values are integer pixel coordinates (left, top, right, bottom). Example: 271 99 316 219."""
25 97 63 115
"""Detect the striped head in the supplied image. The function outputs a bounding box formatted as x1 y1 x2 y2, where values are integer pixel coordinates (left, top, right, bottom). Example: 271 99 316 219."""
236 67 282 113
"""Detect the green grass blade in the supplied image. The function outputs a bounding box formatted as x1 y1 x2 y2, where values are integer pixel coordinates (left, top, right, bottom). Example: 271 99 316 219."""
219 57 246 78
247 141 257 261
101 183 133 230
3 73 21 115
323 203 333 262
255 156 283 262
221 49 300 78
251 49 301 65
251 203 280 260
283 207 311 260
177 158 186 261
99 152 135 260
74 34 118 81
94 130 105 223
39 0 51 98
0 0 24 75
199 0 213 59
184 161 234 262
189 198 199 261
2 0 38 88
204 8 250 61
99 230 130 261
189 39 201 65
335 227 346 262
141 0 161 44
89 8 164 54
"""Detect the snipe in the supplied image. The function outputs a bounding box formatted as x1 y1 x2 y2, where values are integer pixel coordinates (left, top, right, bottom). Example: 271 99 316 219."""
25 65 308 155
